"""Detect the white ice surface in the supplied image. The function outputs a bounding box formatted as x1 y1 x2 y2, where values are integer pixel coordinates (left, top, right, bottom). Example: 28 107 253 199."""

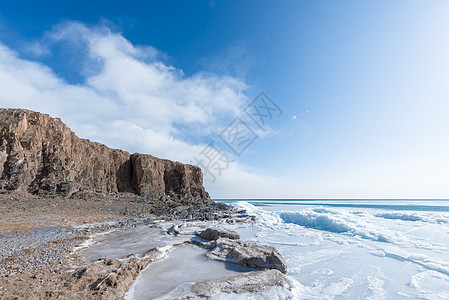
81 225 190 262
79 200 449 299
125 244 252 300
226 200 449 299
80 222 299 299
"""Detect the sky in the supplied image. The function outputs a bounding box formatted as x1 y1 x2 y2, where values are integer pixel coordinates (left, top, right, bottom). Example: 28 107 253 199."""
0 0 448 199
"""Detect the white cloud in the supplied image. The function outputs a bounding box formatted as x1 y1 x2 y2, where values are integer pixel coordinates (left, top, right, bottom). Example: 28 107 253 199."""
0 21 279 198
21 41 51 57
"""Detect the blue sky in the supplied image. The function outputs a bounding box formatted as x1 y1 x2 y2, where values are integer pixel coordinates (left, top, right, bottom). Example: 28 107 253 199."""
0 1 448 198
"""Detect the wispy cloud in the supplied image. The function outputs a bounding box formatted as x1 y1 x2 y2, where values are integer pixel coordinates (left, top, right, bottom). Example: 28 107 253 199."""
0 21 280 198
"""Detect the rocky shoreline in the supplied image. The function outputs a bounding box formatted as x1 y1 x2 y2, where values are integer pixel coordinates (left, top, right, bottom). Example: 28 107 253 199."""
0 192 294 299
0 109 294 299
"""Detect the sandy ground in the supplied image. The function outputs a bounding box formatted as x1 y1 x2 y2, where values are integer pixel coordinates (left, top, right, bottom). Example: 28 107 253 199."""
0 192 158 235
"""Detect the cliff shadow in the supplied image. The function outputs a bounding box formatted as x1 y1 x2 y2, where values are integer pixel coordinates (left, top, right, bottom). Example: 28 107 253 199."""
116 159 136 194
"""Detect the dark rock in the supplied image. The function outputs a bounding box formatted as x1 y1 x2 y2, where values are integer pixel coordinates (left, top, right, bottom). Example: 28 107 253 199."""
197 228 240 241
204 238 287 274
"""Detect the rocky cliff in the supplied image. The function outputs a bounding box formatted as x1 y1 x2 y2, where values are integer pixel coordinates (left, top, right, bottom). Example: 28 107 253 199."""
0 109 210 202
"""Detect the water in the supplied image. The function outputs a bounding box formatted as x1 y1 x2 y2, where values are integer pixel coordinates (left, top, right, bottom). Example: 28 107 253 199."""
216 199 449 299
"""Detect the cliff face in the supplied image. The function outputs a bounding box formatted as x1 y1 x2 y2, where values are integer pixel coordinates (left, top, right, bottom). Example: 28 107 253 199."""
0 109 210 202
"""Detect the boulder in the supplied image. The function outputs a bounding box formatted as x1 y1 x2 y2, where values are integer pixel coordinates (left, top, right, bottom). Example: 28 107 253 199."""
192 269 291 296
197 228 240 241
205 238 287 274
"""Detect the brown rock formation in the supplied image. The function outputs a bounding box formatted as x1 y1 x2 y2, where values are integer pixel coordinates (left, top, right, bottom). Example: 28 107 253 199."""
0 108 210 202
197 228 240 240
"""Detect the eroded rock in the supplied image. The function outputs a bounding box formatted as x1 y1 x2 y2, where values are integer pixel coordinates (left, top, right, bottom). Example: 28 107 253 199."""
197 228 240 241
192 269 291 296
0 109 210 203
197 238 287 274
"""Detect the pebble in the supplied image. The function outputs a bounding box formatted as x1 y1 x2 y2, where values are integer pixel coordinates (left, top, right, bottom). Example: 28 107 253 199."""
0 217 157 277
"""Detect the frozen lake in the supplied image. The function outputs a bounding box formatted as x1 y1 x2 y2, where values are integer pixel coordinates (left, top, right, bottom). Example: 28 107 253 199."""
218 199 449 299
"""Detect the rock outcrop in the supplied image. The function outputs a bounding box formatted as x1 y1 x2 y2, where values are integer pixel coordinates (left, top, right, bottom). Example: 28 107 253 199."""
197 228 240 241
191 269 293 297
192 231 287 274
0 109 210 202
204 238 287 273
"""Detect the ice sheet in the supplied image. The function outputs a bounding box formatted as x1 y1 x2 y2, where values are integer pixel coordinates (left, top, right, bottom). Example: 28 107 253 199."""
226 200 449 299
125 244 252 300
81 225 190 262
